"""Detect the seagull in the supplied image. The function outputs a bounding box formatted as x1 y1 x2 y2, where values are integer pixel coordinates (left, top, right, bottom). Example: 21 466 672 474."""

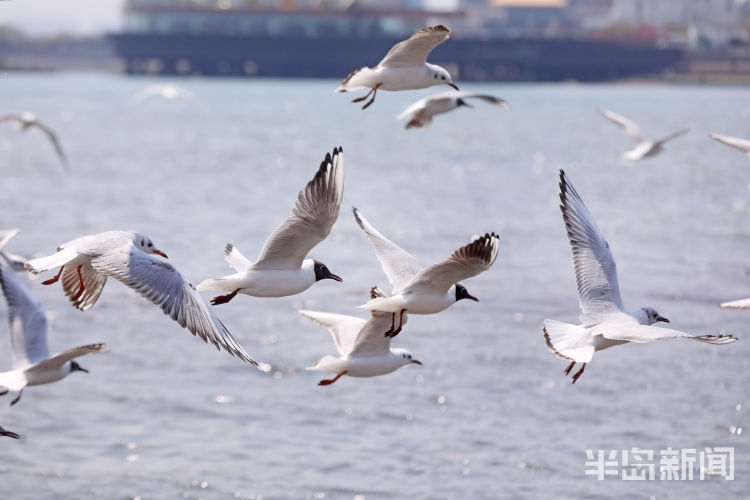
299 287 421 386
337 25 458 110
0 229 26 272
398 91 508 129
0 425 20 439
23 231 255 365
197 147 344 305
543 170 737 383
709 133 750 158
0 112 69 170
598 107 690 161
353 208 499 336
0 260 108 406
130 83 194 105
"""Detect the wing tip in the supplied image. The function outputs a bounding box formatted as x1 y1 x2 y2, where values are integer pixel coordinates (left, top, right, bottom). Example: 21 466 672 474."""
542 323 575 361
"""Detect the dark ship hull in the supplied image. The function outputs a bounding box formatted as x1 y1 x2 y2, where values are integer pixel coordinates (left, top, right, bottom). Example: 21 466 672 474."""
108 32 684 82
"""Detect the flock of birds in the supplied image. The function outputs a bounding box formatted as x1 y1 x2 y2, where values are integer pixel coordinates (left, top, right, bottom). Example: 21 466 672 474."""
0 25 745 440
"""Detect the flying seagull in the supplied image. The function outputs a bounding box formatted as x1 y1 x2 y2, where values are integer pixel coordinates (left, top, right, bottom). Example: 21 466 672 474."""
543 170 737 383
337 25 458 110
24 231 256 365
0 112 69 170
0 260 108 406
598 107 689 161
300 286 421 386
130 83 194 105
197 147 344 305
353 208 499 336
398 91 508 129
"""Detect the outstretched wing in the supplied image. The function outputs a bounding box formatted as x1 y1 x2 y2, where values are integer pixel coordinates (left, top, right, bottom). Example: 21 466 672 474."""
463 93 509 108
0 229 19 253
379 25 452 67
653 127 690 148
397 96 431 121
30 121 69 170
90 246 256 364
254 147 344 270
0 262 50 369
559 170 624 324
598 107 647 144
298 310 366 356
595 321 737 345
60 262 108 311
353 208 423 294
404 233 500 295
710 133 750 155
26 343 109 375
223 243 253 272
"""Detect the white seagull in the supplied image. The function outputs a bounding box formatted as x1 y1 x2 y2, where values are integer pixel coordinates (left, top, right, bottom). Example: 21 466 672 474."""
0 260 108 406
0 229 26 272
130 83 194 105
398 91 508 129
24 231 255 364
300 287 421 386
197 147 344 305
353 208 499 336
598 107 690 161
709 133 750 158
337 25 458 110
543 170 737 383
0 425 20 439
0 112 69 170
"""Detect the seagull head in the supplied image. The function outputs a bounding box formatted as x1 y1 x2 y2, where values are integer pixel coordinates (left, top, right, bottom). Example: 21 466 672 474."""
131 233 168 259
393 348 422 366
428 64 458 90
454 283 478 303
312 260 342 283
70 361 89 374
641 307 670 325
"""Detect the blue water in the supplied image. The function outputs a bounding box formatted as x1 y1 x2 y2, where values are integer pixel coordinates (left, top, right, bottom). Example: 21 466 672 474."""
0 73 748 498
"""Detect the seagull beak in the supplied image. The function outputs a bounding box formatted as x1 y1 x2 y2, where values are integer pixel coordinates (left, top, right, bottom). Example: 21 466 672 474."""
76 366 89 374
153 249 168 259
467 293 479 302
656 315 670 323
411 359 423 365
449 83 459 90
324 271 343 282
1 430 20 439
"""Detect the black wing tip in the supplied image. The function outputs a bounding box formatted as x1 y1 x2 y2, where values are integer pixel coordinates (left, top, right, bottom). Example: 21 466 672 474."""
224 242 234 256
352 207 364 228
542 325 575 361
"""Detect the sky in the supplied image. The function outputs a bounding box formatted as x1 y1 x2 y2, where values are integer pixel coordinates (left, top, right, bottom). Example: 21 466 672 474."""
0 0 125 35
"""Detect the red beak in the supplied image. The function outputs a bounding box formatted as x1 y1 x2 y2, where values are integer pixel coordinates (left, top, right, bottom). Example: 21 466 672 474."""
656 315 670 323
153 249 168 259
449 83 459 90
411 359 423 365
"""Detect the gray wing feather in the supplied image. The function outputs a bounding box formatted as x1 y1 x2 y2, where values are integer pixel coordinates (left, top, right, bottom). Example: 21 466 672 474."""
380 25 452 67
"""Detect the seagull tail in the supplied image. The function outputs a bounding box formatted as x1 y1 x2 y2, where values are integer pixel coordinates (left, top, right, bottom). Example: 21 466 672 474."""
337 67 377 92
359 296 402 313
24 247 79 280
542 319 595 363
306 355 343 372
195 277 232 292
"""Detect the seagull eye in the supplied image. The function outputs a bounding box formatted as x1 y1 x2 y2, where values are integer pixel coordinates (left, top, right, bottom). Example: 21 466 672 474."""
441 76 446 80
148 242 153 248
434 74 437 79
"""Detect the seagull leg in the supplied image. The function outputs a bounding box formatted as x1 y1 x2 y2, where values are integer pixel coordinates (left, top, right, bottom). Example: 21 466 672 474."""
0 390 7 396
10 390 23 406
318 371 348 386
361 83 382 110
564 361 575 375
352 84 379 103
384 312 396 337
70 265 85 302
42 266 64 285
211 289 240 306
571 363 586 384
388 309 408 338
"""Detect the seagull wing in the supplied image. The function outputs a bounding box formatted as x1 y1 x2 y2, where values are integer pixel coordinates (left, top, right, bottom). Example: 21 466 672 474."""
720 297 750 309
397 96 430 120
30 121 69 170
710 133 750 155
598 107 647 144
465 93 510 108
60 262 108 311
352 208 423 294
253 147 344 270
559 170 625 323
0 229 19 253
0 262 50 369
298 310 366 356
223 243 253 272
379 25 452 67
0 114 23 125
90 245 256 364
26 343 109 375
595 321 737 344
404 233 500 295
348 311 399 357
653 127 690 148
130 85 161 104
